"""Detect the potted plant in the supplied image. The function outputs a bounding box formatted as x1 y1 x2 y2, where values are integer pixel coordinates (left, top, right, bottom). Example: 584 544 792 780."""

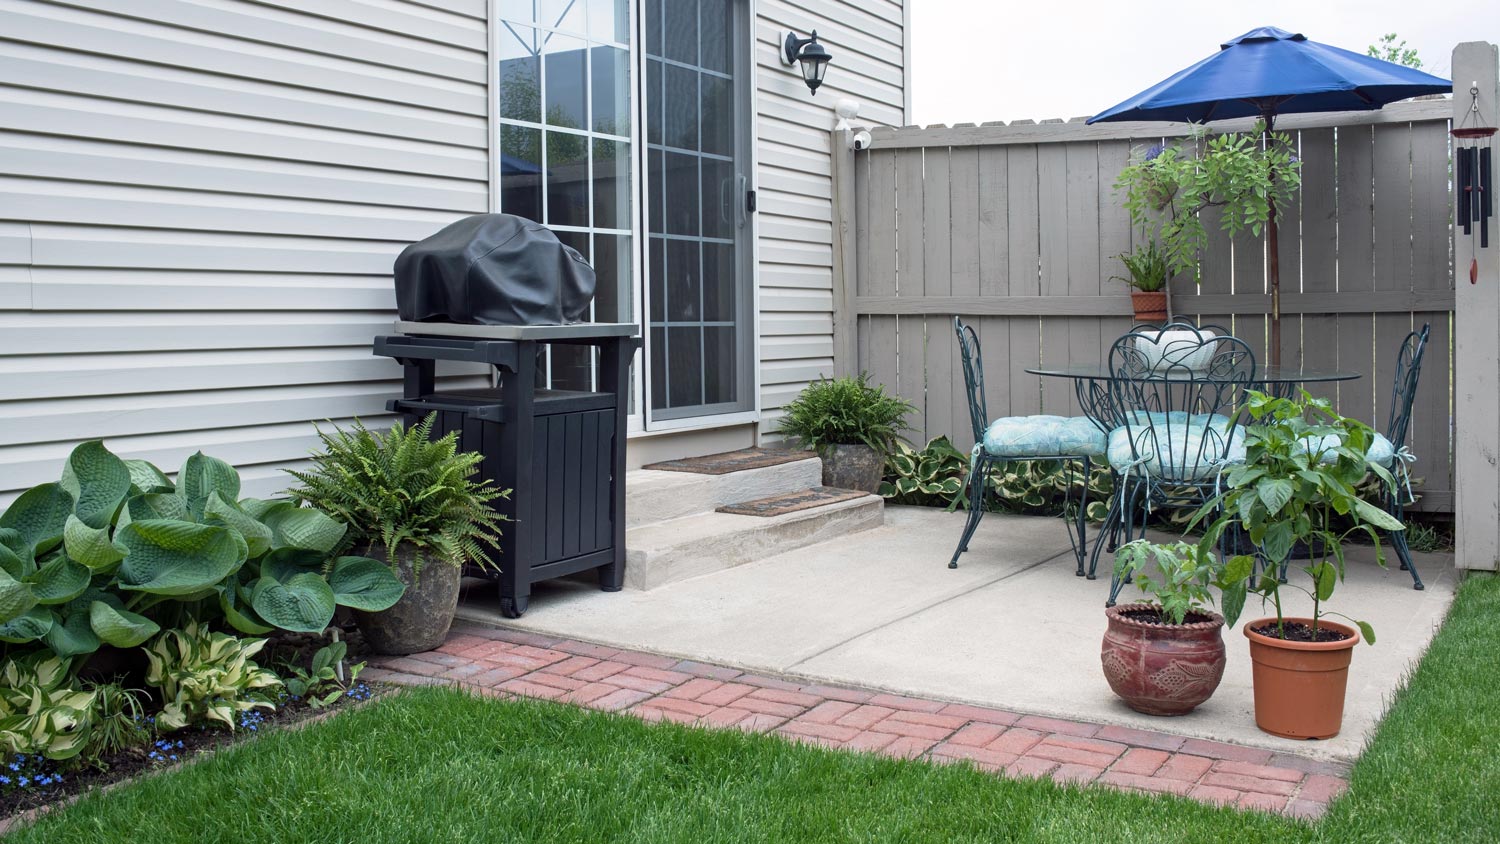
1195 390 1405 739
1103 540 1235 715
777 373 915 493
287 415 509 655
1112 238 1171 322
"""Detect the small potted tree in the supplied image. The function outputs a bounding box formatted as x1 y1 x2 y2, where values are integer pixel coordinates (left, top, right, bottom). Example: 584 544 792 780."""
1103 540 1243 715
777 374 914 493
1195 390 1404 739
287 415 509 655
1116 130 1300 288
1112 238 1171 323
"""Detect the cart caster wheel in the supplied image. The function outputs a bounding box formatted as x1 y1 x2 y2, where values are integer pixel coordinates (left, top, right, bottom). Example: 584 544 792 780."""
499 596 528 619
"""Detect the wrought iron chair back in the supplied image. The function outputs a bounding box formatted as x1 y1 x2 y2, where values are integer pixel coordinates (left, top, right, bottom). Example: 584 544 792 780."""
1106 323 1258 484
954 317 989 446
1384 324 1431 449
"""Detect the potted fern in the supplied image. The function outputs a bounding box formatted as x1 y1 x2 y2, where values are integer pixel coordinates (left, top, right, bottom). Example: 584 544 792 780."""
288 415 508 655
777 374 914 493
1112 238 1171 322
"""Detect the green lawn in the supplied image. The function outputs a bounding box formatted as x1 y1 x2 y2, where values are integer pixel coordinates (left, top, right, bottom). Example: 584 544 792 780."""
12 574 1500 843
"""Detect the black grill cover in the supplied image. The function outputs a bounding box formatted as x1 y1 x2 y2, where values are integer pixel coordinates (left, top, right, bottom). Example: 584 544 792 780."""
394 214 596 326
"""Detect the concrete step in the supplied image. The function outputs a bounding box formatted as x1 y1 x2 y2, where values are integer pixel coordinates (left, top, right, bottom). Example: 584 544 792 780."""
625 454 823 529
624 492 884 591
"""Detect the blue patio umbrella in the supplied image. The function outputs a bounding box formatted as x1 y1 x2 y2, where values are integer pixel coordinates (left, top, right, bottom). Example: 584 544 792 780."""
1088 26 1450 363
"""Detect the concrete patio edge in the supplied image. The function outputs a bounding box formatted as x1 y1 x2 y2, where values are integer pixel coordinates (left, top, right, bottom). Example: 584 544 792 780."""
365 622 1350 820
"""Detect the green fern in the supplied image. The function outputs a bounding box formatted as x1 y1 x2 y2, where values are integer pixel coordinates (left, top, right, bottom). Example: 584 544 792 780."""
777 373 915 458
286 415 509 576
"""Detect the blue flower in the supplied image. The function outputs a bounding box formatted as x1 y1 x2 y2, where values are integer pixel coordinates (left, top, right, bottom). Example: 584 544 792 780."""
1144 144 1166 161
0 775 11 785
17 777 29 787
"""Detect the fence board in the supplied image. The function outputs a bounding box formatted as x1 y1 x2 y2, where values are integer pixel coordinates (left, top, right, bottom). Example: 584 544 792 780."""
1300 127 1340 407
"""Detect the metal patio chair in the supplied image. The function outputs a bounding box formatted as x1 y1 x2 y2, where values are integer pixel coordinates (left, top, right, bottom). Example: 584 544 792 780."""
1096 322 1258 605
1379 323 1432 590
949 317 1107 575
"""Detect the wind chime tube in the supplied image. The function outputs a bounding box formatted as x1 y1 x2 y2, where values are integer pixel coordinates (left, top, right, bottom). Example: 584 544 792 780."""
1464 144 1476 230
1482 146 1493 249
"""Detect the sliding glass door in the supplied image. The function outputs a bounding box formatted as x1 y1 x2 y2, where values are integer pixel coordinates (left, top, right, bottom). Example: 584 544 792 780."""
641 0 753 423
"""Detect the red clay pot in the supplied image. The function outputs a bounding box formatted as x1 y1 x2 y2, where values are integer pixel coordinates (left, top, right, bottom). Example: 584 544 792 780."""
1244 617 1360 740
1130 291 1168 323
1101 603 1226 716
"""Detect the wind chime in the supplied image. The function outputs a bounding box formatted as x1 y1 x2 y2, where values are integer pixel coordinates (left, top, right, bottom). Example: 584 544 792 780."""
1454 82 1495 284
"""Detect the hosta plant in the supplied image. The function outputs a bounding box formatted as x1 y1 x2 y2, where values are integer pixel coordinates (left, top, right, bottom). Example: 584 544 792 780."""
881 439 1112 521
0 441 406 661
0 655 95 761
144 622 281 731
287 415 509 579
880 437 969 507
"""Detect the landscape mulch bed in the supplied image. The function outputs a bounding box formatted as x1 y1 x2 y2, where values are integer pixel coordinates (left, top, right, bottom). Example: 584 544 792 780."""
1 627 386 829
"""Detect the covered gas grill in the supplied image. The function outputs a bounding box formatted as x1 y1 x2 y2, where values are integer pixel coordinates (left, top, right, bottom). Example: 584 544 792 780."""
376 215 640 618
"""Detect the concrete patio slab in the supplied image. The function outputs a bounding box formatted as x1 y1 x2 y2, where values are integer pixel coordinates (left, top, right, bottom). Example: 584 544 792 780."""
459 505 1457 763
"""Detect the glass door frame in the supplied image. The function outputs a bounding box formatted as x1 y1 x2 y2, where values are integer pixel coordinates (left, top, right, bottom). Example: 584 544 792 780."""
637 0 759 432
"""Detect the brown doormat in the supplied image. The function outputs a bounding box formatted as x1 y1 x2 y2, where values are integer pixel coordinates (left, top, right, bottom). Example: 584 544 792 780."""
643 447 813 475
716 486 873 517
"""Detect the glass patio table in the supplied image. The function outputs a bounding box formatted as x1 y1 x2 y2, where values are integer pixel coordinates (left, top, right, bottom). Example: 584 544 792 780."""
1025 364 1361 406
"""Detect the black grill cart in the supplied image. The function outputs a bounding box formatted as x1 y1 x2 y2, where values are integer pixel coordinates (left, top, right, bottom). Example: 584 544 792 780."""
374 321 639 618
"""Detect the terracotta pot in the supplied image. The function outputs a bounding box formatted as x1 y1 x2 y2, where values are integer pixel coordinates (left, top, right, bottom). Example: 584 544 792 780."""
821 443 884 493
1244 617 1360 739
1101 604 1226 715
1130 291 1168 322
353 543 460 656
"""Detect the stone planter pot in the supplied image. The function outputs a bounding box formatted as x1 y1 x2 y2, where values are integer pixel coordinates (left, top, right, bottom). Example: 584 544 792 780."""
820 443 884 493
1130 291 1168 323
353 543 460 656
1244 617 1360 739
1101 603 1226 716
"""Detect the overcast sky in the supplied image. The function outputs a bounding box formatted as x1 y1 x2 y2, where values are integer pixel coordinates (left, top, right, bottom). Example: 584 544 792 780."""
909 1 1499 126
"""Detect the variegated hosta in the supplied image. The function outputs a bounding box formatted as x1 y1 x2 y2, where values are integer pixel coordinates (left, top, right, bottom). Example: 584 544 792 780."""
882 437 1112 520
0 654 96 760
0 441 406 662
145 622 281 731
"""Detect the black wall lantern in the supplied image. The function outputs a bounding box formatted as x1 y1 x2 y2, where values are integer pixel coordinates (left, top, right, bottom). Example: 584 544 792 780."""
781 30 832 95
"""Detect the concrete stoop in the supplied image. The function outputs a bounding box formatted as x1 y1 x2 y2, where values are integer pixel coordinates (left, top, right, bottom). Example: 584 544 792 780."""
622 451 884 591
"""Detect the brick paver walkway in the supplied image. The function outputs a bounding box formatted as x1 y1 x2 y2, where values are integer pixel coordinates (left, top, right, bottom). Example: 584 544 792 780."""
364 623 1349 819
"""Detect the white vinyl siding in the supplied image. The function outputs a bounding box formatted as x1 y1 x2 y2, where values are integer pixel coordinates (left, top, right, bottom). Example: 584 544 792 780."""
0 0 490 505
753 0 906 435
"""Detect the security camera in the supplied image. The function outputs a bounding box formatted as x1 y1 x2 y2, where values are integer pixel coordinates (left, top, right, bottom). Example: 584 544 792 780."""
851 129 873 151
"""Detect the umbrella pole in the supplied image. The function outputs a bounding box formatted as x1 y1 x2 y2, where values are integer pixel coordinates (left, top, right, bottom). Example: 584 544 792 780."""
1264 110 1283 368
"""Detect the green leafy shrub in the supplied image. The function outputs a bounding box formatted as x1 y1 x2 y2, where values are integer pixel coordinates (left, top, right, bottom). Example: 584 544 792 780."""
287 415 509 578
0 441 406 659
1195 390 1404 642
777 374 915 457
0 655 95 760
282 640 363 709
145 622 281 731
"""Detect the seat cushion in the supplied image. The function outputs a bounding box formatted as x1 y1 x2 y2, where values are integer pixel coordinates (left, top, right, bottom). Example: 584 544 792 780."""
1297 432 1399 468
982 415 1107 459
1108 413 1245 480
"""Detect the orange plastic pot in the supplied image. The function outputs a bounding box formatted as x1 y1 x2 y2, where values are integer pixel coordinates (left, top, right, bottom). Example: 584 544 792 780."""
1244 617 1360 740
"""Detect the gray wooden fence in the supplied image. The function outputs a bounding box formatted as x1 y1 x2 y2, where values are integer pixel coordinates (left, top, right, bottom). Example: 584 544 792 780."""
830 99 1456 512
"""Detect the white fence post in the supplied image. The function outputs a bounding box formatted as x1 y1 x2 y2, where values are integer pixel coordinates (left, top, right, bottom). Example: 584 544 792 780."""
1454 41 1500 571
